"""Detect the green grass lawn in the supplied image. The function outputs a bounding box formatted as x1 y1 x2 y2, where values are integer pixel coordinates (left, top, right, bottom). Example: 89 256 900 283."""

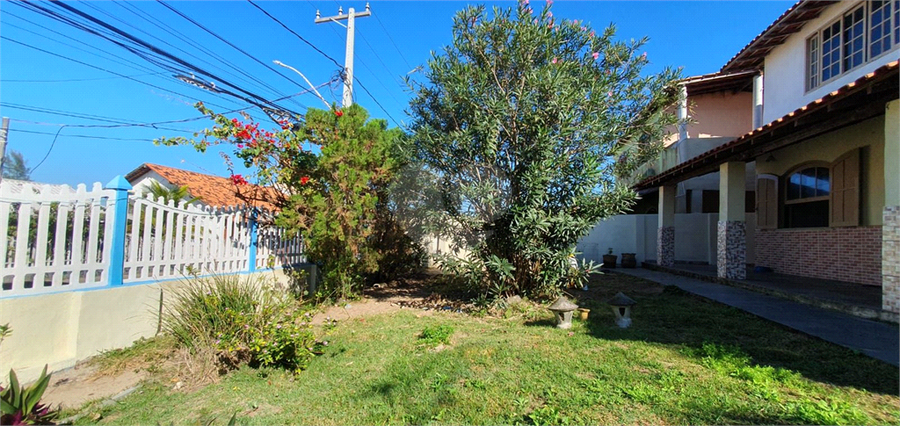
75 275 899 425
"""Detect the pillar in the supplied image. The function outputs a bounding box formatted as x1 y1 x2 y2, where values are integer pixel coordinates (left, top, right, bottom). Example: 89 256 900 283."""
105 175 132 286
718 162 746 279
752 72 764 129
658 185 676 267
248 208 259 272
677 84 688 141
883 99 900 313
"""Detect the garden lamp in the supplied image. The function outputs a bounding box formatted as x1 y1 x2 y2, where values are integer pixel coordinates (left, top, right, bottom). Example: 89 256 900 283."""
548 296 579 329
607 292 636 328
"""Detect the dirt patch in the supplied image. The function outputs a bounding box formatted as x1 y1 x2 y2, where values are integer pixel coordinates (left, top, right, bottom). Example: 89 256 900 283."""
42 363 146 410
311 274 472 325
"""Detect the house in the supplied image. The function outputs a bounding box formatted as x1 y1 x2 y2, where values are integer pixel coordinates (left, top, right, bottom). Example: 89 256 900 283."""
585 0 899 314
125 163 280 211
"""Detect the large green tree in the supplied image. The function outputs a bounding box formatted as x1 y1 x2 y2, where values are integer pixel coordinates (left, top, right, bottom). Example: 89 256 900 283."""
407 2 682 297
158 104 403 299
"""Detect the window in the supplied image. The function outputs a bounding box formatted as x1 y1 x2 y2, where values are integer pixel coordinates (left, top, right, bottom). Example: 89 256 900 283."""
806 2 900 90
842 6 866 70
784 167 830 228
806 36 820 90
870 1 893 57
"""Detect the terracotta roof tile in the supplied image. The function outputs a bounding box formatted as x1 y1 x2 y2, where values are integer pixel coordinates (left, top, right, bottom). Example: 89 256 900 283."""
635 60 899 190
125 163 281 210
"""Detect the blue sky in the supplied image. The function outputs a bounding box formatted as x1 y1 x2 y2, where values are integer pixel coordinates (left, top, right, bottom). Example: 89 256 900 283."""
0 1 793 186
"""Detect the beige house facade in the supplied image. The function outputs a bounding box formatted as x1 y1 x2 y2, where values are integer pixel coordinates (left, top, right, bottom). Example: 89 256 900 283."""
630 0 899 313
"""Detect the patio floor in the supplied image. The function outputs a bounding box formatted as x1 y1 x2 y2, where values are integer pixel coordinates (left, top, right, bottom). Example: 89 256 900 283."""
637 261 893 322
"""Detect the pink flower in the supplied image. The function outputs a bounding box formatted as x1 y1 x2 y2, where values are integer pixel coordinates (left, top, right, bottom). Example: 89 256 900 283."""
534 18 538 24
607 91 613 97
521 0 528 4
572 20 578 25
641 52 647 59
547 0 553 5
581 26 587 31
589 30 595 37
592 52 599 60
551 57 558 64
547 11 553 17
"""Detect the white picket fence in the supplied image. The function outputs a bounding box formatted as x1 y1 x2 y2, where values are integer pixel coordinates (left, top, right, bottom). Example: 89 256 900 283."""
1 179 303 298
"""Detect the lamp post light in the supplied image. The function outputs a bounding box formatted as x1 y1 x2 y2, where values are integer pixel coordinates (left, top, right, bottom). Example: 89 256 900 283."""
548 296 579 329
607 292 637 328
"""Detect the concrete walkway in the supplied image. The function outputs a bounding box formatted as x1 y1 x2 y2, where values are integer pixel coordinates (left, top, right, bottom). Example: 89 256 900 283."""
616 268 900 366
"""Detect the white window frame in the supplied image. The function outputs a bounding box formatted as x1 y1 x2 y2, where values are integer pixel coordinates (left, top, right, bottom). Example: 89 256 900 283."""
805 1 900 92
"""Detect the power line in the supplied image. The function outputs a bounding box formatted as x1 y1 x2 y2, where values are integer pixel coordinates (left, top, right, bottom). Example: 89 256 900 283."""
21 1 303 117
247 0 344 70
155 0 310 109
0 73 166 83
112 1 304 108
0 35 234 114
8 128 155 142
30 127 65 173
373 12 413 70
354 77 403 129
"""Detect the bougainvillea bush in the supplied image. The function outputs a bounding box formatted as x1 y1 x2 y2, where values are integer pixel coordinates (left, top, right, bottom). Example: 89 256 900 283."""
406 0 682 298
157 104 403 299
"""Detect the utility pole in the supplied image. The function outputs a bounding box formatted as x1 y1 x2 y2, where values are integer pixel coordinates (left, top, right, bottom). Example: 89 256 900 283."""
0 117 9 183
315 3 371 108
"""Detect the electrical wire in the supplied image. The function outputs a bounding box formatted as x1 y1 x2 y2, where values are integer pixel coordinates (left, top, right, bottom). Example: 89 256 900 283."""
354 77 403 129
0 73 166 83
246 0 345 70
373 12 413 70
9 128 154 142
21 1 303 117
29 126 65 173
155 0 310 108
112 1 304 108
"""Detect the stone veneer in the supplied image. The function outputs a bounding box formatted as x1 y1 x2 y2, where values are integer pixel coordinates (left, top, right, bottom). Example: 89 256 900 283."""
657 226 674 267
755 226 882 286
717 221 746 279
884 206 900 313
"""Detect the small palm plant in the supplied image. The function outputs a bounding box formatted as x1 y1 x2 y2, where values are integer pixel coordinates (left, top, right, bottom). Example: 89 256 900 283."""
143 181 201 205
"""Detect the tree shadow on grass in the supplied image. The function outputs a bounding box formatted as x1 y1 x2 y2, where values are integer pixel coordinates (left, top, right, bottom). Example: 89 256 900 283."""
576 282 899 396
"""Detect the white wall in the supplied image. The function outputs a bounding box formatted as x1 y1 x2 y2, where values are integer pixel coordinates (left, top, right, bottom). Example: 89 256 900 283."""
130 171 175 196
763 2 900 123
577 213 757 266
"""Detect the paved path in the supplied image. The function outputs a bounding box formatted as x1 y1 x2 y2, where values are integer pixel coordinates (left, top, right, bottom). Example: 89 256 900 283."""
617 268 900 366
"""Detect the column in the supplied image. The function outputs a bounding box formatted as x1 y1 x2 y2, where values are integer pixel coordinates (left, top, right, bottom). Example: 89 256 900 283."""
248 209 259 272
105 175 132 286
718 162 746 279
752 72 764 129
883 100 900 313
657 185 676 267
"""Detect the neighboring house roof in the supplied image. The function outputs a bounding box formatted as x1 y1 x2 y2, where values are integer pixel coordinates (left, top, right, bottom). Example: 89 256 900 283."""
635 60 899 190
720 1 833 73
0 179 76 195
125 163 281 210
680 70 756 96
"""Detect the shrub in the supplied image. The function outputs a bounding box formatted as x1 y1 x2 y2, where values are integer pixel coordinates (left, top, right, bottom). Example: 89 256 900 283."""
161 274 321 374
0 366 59 425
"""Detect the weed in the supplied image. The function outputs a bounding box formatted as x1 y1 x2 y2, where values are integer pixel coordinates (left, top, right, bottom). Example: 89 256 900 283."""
419 324 454 346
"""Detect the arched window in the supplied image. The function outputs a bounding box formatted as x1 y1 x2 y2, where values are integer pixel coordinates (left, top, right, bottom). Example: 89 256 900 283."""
784 166 830 228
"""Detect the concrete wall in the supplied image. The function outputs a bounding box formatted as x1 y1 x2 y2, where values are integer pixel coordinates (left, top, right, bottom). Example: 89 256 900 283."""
0 269 297 384
577 213 757 266
763 2 900 123
688 91 753 138
755 115 886 226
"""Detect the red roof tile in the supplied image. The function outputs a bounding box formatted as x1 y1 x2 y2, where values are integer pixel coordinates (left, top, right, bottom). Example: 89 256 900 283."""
125 163 281 210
